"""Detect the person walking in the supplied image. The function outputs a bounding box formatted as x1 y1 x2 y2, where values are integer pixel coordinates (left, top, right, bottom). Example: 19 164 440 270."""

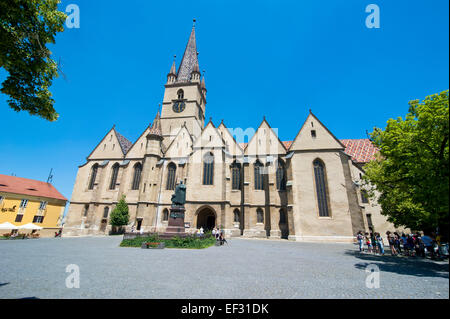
386 231 397 256
371 232 378 254
356 231 364 252
365 232 373 253
376 233 385 255
406 234 415 257
394 232 402 254
421 232 435 259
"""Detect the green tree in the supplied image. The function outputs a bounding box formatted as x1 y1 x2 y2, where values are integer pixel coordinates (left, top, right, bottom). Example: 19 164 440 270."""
109 195 130 232
363 90 449 236
0 0 66 121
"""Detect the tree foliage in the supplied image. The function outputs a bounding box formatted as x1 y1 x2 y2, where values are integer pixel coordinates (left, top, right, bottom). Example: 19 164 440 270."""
0 0 66 121
109 195 130 227
363 90 449 235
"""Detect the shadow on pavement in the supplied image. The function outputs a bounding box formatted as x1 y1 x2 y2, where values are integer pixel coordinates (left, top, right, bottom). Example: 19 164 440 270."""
0 283 9 287
345 250 449 279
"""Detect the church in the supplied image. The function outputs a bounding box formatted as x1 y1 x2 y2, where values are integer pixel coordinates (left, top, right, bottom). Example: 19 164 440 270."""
63 22 397 242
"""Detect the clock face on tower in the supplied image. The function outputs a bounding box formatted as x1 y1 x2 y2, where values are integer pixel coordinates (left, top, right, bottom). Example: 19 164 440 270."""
173 101 186 113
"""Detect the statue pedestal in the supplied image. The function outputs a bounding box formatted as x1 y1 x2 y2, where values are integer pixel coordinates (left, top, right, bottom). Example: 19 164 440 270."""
159 206 188 239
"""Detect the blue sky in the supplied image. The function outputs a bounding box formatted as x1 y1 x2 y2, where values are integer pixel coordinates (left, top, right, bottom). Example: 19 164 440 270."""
0 0 448 210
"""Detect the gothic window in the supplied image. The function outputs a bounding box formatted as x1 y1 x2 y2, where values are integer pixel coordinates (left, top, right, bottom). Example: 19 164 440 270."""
256 208 264 223
163 208 169 221
88 164 98 190
254 160 264 190
233 209 240 223
279 209 287 224
231 161 241 190
276 159 287 191
103 207 109 218
89 164 98 189
166 162 176 190
109 163 120 190
177 89 184 100
313 159 330 217
131 163 142 190
203 152 214 185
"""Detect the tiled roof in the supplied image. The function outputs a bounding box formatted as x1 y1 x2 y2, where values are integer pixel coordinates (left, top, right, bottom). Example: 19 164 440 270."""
282 141 293 150
115 131 133 154
0 174 67 201
177 25 199 83
340 139 379 163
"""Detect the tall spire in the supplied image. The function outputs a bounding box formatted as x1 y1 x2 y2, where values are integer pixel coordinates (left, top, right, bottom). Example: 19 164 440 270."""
177 19 199 83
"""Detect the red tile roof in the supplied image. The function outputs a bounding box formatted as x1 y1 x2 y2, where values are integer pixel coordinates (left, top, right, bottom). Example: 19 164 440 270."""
0 174 67 201
340 139 379 163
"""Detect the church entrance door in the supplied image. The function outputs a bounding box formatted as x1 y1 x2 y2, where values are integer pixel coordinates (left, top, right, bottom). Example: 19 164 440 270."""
196 208 216 231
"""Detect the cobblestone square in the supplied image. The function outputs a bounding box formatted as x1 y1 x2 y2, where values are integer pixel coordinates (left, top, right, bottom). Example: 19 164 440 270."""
0 236 448 299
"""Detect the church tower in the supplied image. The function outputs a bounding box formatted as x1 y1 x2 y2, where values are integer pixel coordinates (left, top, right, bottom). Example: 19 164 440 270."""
160 20 206 147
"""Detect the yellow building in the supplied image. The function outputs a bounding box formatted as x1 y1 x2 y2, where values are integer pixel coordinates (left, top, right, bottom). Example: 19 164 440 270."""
0 174 67 237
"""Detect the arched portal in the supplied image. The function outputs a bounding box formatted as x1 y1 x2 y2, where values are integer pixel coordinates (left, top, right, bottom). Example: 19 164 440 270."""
196 207 216 230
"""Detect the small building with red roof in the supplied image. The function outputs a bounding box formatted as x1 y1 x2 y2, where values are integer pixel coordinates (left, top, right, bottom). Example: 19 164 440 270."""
0 174 67 237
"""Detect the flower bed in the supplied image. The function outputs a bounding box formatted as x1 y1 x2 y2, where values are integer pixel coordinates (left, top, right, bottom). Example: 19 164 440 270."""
141 242 165 249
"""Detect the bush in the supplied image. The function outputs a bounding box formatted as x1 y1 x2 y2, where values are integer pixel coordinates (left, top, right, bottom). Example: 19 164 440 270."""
120 234 159 247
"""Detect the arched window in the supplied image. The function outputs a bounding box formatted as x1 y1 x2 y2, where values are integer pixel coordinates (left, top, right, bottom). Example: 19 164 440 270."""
166 162 176 190
163 208 169 221
109 163 120 190
276 159 287 191
203 152 214 185
177 89 184 100
103 207 109 218
256 208 264 223
254 160 264 190
279 209 287 224
313 159 330 217
131 163 142 190
233 209 240 223
88 164 98 190
231 161 241 190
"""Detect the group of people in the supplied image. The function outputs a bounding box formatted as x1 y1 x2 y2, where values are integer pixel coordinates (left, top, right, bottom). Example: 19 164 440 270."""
356 230 447 259
212 227 227 245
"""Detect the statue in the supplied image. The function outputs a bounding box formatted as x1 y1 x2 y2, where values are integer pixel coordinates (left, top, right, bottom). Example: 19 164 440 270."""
171 181 186 207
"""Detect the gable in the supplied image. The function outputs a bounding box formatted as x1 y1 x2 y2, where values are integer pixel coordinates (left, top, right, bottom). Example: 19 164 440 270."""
125 125 151 159
192 122 225 150
218 123 244 156
290 113 345 151
245 120 286 156
87 127 127 160
165 126 193 158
